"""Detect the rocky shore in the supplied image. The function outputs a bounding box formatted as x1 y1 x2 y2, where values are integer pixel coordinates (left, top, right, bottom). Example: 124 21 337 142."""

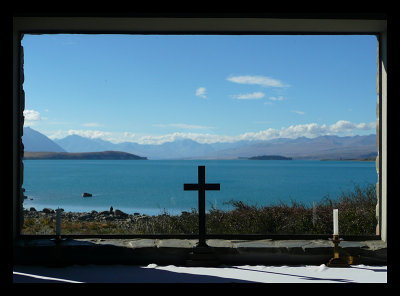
21 183 377 236
22 207 154 234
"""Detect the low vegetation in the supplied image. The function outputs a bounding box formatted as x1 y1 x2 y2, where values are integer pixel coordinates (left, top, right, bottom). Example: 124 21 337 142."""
206 183 377 235
22 183 377 236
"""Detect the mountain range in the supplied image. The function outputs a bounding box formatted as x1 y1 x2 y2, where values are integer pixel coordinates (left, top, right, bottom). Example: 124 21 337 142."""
22 127 377 160
23 151 147 160
22 127 66 152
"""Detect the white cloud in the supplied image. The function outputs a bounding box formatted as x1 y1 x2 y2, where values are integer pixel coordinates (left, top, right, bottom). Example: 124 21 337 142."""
68 130 125 143
47 130 68 139
136 120 376 144
195 87 207 99
50 129 137 144
66 129 112 139
154 123 215 130
123 132 136 139
23 109 42 126
137 132 231 145
48 120 376 145
232 92 265 100
227 75 288 87
230 121 375 142
291 110 305 115
269 96 284 101
329 120 376 133
24 109 41 121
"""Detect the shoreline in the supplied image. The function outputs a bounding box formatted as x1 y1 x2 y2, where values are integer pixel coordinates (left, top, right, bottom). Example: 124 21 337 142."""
320 157 376 162
22 205 182 217
23 151 147 160
21 182 377 236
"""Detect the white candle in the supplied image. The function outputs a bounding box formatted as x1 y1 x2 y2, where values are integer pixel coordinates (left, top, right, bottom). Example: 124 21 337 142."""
333 209 339 235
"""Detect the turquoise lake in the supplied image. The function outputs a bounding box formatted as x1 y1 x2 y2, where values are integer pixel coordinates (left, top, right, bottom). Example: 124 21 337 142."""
22 159 377 215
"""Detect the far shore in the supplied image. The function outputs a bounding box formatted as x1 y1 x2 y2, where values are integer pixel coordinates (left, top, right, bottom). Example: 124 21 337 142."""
23 151 147 160
320 157 376 162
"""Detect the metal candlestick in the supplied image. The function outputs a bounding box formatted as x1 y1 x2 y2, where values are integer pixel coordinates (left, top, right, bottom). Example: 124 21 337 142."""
326 234 352 267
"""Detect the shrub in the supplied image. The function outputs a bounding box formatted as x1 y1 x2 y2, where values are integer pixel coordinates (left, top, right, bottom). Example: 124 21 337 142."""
22 183 377 236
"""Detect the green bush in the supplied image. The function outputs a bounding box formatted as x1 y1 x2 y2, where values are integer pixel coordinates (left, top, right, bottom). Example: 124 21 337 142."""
22 183 378 236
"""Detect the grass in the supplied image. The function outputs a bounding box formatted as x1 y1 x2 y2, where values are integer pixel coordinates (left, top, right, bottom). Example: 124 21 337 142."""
21 219 132 235
205 183 377 235
22 183 378 236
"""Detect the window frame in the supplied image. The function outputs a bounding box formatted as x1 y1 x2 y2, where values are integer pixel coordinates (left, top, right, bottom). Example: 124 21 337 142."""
12 14 387 241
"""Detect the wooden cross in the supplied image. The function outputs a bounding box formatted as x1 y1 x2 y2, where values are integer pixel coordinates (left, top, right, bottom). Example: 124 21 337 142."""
184 166 220 248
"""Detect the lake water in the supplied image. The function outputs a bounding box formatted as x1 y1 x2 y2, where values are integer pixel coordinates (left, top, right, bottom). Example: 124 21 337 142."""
22 159 377 215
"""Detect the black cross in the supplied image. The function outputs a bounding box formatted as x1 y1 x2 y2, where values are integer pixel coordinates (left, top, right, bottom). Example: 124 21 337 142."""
184 166 220 248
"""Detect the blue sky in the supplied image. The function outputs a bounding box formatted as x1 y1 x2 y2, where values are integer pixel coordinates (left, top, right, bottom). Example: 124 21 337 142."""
22 34 378 144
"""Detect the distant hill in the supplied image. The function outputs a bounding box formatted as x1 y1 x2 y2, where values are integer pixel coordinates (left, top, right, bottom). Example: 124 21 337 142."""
23 151 147 160
202 134 377 160
54 135 216 159
53 133 377 160
54 134 115 153
26 127 377 160
247 155 292 160
22 127 66 152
